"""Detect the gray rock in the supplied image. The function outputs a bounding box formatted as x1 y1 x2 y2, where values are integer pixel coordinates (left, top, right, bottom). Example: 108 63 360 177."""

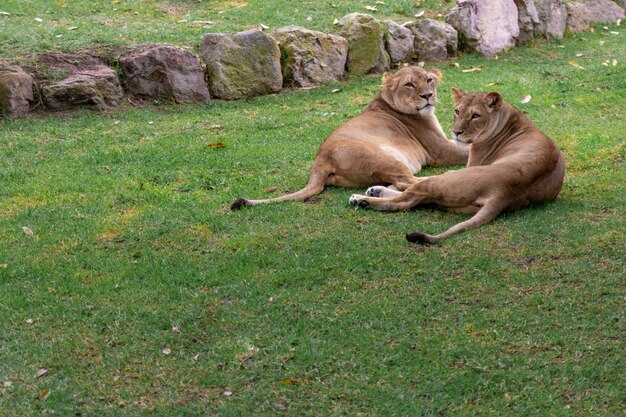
585 0 625 23
42 65 123 111
446 0 518 56
515 0 540 44
384 20 415 66
199 30 282 100
566 2 590 33
534 0 567 38
410 18 458 61
272 26 348 88
0 66 34 117
336 13 390 75
120 44 210 104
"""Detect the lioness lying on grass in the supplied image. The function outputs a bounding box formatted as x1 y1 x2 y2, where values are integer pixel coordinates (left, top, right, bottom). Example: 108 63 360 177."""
231 66 468 210
349 88 566 243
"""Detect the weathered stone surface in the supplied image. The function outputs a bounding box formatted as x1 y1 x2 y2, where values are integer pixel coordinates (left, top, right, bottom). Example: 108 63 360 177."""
585 0 625 23
120 44 210 104
384 20 415 66
0 66 34 117
410 18 458 61
566 2 590 33
446 0 518 56
336 13 390 75
199 30 282 100
271 26 348 88
515 0 540 44
534 0 567 38
42 65 123 111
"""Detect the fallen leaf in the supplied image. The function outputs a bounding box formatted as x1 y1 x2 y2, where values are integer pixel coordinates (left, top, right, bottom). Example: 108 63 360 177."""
376 1 385 3
609 31 619 35
248 346 259 354
556 45 565 48
568 60 584 70
599 40 605 45
415 11 425 17
282 378 301 385
22 227 33 236
617 19 621 27
612 59 618 66
3 381 12 388
364 5 378 11
331 88 341 93
148 121 154 125
268 296 275 304
0 11 12 16
26 318 34 324
162 348 171 355
57 1 65 6
449 62 460 68
37 368 48 378
462 67 481 73
259 23 269 30
333 18 339 25
486 82 501 86
209 124 223 130
520 95 532 104
264 186 278 193
0 264 7 268
68 26 78 30
177 19 188 23
192 353 200 361
575 53 584 57
223 390 233 397
207 142 226 150
172 325 180 333
38 389 51 401
35 17 43 22
306 16 313 21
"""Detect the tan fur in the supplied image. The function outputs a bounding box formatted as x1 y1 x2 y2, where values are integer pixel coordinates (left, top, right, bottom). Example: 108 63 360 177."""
230 66 469 210
349 88 566 243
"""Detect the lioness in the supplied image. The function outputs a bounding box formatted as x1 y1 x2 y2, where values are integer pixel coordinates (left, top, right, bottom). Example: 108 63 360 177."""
349 88 566 243
230 66 468 210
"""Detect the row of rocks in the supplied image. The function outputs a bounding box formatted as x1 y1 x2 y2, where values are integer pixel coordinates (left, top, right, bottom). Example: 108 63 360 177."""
1 0 623 117
448 0 625 56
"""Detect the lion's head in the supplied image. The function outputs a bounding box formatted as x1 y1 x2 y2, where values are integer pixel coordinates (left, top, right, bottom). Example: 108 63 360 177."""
380 66 442 116
451 88 504 145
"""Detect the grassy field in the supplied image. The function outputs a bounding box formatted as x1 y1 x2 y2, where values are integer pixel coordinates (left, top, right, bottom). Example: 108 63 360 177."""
1 1 625 416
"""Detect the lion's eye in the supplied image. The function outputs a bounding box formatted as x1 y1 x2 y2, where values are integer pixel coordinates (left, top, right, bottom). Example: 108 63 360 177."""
471 113 480 119
404 82 416 89
426 78 434 83
454 109 460 116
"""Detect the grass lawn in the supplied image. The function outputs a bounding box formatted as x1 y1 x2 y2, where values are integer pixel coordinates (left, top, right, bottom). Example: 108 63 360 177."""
1 1 625 416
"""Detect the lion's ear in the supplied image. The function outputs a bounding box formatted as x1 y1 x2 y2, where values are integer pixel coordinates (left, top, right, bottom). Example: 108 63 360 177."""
429 69 442 84
451 87 466 104
485 92 503 112
382 72 397 91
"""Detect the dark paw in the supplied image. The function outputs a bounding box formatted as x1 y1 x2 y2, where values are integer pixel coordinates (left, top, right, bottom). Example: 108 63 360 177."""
406 231 430 244
230 198 248 210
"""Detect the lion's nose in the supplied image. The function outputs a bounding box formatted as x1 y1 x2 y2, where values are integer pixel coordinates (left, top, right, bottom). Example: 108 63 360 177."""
453 130 464 137
420 93 433 100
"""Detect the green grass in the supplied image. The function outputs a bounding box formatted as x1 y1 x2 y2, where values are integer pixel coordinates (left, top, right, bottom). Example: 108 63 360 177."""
1 2 626 416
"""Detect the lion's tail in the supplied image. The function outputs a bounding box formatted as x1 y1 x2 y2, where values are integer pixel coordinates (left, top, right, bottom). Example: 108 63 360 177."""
406 202 503 244
230 162 330 210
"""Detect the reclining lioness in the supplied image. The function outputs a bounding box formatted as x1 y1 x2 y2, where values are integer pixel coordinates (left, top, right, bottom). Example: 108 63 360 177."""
349 88 566 243
230 66 468 210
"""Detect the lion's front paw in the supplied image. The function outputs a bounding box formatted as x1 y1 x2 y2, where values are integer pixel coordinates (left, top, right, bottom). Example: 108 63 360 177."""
349 194 368 208
366 186 384 197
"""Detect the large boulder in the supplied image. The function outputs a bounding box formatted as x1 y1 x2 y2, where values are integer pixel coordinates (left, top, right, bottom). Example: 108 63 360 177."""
42 66 124 111
199 30 282 100
0 66 34 117
336 13 390 75
533 0 567 38
384 20 415 66
271 26 348 88
119 44 210 104
37 54 123 111
566 2 590 33
515 0 541 44
585 0 625 23
410 19 458 60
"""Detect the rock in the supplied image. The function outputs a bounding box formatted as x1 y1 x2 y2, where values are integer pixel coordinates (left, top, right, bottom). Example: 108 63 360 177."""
585 0 625 23
410 18 458 60
0 66 34 117
271 26 348 88
119 44 210 104
566 2 590 33
384 20 415 66
533 0 567 39
42 65 123 111
336 13 390 75
515 0 540 44
199 30 282 100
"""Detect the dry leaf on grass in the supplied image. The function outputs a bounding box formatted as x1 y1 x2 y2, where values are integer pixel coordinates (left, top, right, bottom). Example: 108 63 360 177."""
568 61 584 70
3 381 12 388
462 67 481 73
520 95 532 103
207 142 226 150
364 5 378 11
37 368 48 378
22 226 34 236
38 389 51 401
